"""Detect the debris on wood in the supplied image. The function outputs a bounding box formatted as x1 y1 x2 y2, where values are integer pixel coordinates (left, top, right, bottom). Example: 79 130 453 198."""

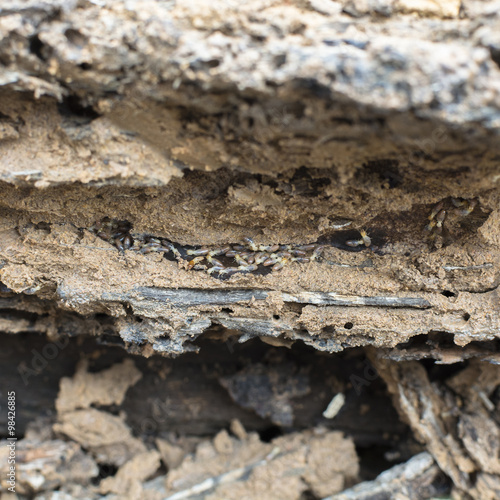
55 358 142 413
164 426 359 500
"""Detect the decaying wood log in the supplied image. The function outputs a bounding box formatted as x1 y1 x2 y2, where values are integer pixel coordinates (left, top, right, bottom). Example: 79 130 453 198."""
1 0 500 498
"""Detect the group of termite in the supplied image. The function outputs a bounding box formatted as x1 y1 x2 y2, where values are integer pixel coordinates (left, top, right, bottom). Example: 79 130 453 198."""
90 197 475 278
424 198 476 238
177 230 372 275
183 239 322 275
90 218 332 277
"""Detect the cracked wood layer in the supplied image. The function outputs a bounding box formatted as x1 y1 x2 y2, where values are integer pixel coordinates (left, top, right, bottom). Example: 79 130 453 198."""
134 287 431 309
50 280 499 355
280 291 430 308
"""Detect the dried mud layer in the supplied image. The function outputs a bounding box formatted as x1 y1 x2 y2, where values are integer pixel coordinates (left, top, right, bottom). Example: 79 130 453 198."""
1 0 500 499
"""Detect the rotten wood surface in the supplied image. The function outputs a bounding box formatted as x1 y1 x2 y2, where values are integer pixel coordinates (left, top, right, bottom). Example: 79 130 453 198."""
0 275 497 358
